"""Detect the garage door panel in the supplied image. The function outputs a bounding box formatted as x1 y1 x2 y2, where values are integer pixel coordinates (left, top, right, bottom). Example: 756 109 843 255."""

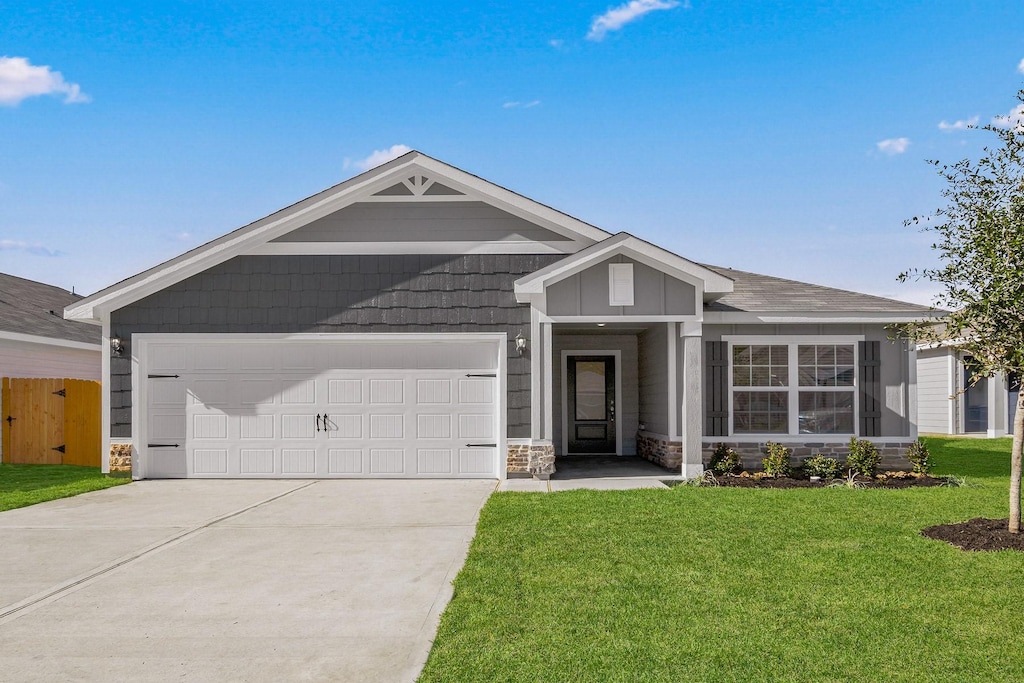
190 379 229 406
149 448 187 477
417 449 453 474
370 449 405 474
327 414 362 439
416 414 451 439
328 379 362 404
281 380 316 405
459 414 494 439
369 379 404 404
240 449 275 474
281 414 317 439
417 379 452 404
369 414 404 439
459 379 493 404
328 449 363 474
194 449 228 474
193 414 228 439
240 415 275 439
150 413 185 441
240 379 278 405
459 448 493 474
282 449 316 474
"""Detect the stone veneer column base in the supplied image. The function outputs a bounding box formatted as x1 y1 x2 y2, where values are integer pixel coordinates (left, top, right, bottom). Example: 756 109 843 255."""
507 442 556 480
700 440 916 471
109 443 133 473
636 432 683 470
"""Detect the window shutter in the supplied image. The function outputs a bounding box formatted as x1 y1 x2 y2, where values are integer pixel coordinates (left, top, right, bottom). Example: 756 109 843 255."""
705 341 729 436
608 263 634 306
859 340 881 437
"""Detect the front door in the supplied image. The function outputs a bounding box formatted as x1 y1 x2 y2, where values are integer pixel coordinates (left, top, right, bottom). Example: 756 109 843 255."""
567 355 616 454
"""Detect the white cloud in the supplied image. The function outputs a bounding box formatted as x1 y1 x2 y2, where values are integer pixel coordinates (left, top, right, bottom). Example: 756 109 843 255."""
992 104 1024 131
586 0 683 42
876 137 911 155
503 100 541 109
1018 58 1024 74
343 144 413 172
937 116 978 132
0 56 90 106
0 239 62 257
549 39 565 49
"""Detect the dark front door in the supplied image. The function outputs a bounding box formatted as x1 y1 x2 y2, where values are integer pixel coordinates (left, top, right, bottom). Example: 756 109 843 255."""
567 355 616 454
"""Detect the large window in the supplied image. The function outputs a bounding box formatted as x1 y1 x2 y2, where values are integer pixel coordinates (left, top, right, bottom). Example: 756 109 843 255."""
730 340 857 436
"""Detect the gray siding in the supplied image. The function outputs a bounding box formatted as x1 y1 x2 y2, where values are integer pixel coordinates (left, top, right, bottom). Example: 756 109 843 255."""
916 348 954 434
546 255 696 316
272 201 571 244
551 333 639 455
701 323 913 438
638 325 669 435
109 253 565 438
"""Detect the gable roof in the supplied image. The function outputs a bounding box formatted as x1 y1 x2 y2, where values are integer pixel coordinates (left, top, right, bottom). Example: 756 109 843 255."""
65 151 612 322
0 272 100 346
701 264 937 317
514 232 735 302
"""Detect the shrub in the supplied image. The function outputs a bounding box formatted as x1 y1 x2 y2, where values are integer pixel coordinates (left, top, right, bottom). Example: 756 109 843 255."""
905 440 932 474
761 442 792 477
803 454 842 479
845 437 880 477
709 443 742 475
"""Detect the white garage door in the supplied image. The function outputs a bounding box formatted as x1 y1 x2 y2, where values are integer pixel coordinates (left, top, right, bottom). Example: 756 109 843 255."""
141 337 501 479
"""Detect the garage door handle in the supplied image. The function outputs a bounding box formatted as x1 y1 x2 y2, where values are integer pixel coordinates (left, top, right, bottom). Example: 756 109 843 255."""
316 414 321 432
465 443 497 448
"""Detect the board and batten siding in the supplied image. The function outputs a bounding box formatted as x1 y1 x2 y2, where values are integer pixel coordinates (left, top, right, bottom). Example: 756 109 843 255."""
916 348 955 434
546 255 696 317
700 323 914 438
638 325 670 436
108 253 565 439
0 338 100 381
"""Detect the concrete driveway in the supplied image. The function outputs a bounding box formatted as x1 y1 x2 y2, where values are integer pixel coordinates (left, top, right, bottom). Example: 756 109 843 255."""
0 479 495 682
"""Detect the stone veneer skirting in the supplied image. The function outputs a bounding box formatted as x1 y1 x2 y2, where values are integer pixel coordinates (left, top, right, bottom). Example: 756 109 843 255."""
507 442 556 479
109 443 133 473
701 440 916 471
637 432 683 469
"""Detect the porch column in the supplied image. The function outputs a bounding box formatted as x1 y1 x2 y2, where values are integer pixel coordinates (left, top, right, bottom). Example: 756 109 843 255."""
681 322 704 478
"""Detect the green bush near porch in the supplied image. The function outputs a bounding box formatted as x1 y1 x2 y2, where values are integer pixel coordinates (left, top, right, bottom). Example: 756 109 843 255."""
0 464 129 512
419 437 1024 682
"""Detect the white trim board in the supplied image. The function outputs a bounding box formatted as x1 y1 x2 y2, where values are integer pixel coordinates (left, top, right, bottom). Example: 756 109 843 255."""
560 349 624 457
0 330 100 352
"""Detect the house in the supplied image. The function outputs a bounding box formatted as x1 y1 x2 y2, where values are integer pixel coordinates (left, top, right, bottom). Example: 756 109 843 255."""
0 272 100 381
64 151 935 479
917 343 1019 437
1 272 102 465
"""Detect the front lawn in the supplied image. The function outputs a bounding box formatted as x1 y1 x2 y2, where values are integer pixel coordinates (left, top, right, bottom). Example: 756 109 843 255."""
420 437 1024 682
0 464 129 512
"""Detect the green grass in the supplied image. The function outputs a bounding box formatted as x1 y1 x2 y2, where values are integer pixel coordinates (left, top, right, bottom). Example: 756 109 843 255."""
420 437 1024 682
0 464 129 512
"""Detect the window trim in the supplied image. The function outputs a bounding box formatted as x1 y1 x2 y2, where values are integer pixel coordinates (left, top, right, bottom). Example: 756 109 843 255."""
723 335 864 438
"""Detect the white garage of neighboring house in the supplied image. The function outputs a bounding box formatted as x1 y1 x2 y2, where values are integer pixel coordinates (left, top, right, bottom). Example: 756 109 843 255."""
916 343 1020 438
65 151 936 480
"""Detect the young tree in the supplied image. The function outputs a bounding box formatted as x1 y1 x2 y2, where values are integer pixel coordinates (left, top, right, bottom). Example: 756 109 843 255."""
900 89 1024 533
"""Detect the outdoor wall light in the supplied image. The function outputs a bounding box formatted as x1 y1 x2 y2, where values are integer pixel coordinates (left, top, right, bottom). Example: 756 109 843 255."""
514 332 528 355
110 337 125 357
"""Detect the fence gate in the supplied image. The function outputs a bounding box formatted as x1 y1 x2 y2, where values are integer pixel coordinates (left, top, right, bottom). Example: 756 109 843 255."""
1 378 101 467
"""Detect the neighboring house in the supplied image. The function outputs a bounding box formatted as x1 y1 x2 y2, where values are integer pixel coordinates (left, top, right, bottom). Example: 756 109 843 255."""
1 273 102 464
917 343 1019 437
0 272 101 381
64 152 935 480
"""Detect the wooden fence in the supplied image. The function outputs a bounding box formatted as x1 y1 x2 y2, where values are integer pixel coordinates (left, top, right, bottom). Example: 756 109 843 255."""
1 378 101 467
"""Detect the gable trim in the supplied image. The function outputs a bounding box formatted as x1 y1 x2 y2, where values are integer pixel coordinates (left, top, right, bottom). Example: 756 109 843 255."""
514 232 734 303
65 151 611 322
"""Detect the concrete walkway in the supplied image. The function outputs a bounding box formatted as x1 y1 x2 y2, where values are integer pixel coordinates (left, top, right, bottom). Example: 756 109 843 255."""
498 456 679 492
0 479 495 682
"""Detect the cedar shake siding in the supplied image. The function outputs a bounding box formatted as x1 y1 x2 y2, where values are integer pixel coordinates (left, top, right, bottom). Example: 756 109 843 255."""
108 253 565 438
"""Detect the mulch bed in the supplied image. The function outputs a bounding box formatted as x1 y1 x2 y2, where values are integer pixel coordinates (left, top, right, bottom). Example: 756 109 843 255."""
710 474 948 489
922 518 1024 552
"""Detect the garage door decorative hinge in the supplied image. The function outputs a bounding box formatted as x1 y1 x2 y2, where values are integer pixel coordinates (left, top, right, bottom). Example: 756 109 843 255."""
147 443 180 448
52 388 66 397
52 444 65 453
465 443 497 448
465 373 496 378
148 374 181 379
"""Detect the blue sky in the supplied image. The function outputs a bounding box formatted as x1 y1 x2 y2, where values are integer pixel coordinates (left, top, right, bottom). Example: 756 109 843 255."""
2 1 1022 304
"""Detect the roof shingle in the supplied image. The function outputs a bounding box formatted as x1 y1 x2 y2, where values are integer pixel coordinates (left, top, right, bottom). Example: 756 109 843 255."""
0 273 101 345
